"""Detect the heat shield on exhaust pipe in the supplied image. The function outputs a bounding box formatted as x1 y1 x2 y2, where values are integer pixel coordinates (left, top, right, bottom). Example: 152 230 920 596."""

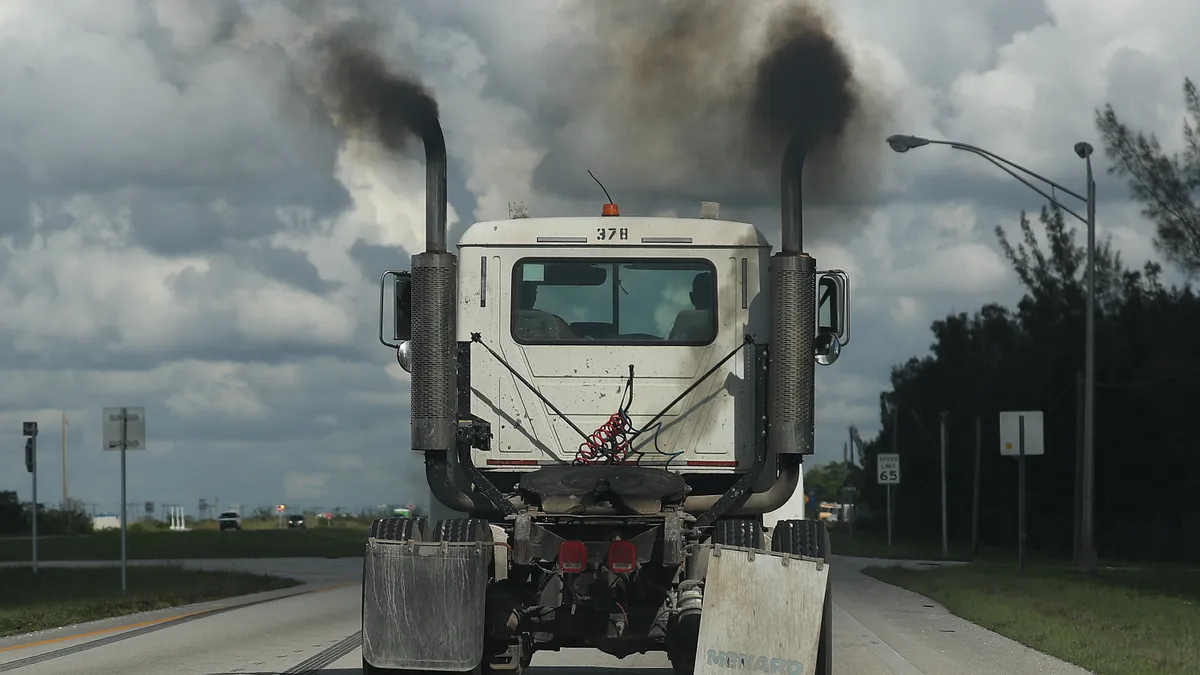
768 133 817 456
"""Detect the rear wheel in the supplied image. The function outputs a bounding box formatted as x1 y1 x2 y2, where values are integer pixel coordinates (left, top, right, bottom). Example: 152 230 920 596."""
771 520 833 675
711 517 764 549
369 515 428 542
363 517 436 675
435 519 526 675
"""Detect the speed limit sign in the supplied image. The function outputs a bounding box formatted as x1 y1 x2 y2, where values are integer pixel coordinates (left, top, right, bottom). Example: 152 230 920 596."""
877 454 900 484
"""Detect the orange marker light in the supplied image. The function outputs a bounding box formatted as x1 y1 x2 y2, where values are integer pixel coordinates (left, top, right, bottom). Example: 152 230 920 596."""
602 203 620 217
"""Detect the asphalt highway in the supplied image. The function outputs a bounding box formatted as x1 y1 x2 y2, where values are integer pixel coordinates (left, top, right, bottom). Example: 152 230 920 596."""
0 556 1090 675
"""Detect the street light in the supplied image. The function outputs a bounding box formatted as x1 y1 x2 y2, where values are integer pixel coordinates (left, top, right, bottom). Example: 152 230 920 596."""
886 133 1098 574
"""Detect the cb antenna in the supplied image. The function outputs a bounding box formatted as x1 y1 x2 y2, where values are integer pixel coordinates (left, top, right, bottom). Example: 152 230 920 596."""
588 170 620 217
587 170 614 203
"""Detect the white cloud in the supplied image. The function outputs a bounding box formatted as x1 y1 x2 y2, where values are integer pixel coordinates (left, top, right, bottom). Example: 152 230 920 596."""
0 0 1189 514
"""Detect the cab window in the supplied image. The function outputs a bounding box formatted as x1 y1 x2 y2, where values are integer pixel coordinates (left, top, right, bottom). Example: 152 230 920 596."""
511 258 717 345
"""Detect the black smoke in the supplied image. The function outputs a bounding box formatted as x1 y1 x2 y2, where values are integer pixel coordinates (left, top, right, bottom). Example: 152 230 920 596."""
534 0 888 220
314 25 442 154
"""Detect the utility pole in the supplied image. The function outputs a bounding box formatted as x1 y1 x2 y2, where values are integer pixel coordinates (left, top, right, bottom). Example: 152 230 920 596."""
939 412 949 560
1073 370 1084 565
891 403 899 546
62 412 70 533
971 416 982 559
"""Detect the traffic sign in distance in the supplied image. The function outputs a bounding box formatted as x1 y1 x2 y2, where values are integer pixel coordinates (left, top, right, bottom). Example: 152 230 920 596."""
276 504 286 513
877 453 900 484
102 407 146 451
999 411 1045 456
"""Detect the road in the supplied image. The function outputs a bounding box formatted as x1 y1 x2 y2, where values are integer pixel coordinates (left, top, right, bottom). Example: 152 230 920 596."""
0 556 1090 675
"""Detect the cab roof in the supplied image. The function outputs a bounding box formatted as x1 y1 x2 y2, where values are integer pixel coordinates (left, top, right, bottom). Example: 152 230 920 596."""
457 217 771 249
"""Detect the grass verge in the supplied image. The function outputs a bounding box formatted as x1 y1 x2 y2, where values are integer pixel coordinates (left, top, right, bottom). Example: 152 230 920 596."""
0 528 367 562
0 566 301 638
864 562 1200 675
827 529 1072 564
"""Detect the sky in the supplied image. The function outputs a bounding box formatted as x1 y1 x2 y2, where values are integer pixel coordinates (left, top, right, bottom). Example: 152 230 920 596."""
1 0 1196 518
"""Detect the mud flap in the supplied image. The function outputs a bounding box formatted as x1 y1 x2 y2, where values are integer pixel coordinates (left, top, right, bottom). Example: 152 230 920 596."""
692 544 829 675
362 539 490 672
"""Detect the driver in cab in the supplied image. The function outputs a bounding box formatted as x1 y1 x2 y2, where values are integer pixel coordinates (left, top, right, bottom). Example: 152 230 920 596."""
514 280 577 341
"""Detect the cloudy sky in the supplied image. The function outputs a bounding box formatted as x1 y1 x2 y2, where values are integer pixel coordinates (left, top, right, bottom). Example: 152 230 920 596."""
1 0 1194 517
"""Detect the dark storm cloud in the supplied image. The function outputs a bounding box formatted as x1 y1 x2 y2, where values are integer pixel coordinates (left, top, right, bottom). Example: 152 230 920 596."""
127 185 349 260
229 242 341 295
0 331 379 373
349 240 408 281
0 152 29 236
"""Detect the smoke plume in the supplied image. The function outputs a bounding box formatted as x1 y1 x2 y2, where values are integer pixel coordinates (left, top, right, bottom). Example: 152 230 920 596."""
536 0 888 215
313 24 442 155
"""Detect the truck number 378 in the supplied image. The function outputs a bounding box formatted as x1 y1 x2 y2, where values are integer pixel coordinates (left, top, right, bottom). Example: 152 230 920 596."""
596 227 629 241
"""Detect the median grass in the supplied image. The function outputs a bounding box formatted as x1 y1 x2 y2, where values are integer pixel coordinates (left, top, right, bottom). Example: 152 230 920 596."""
864 561 1200 675
0 528 368 562
0 565 301 638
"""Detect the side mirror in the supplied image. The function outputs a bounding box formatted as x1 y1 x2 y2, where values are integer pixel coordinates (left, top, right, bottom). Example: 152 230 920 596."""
814 330 841 365
379 270 412 348
396 340 413 373
815 269 851 365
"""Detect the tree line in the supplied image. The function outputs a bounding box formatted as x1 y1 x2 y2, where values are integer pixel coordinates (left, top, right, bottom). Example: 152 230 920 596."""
850 77 1200 563
0 491 93 536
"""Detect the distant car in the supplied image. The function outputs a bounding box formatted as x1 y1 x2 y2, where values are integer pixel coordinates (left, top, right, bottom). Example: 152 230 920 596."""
218 511 242 531
287 514 306 529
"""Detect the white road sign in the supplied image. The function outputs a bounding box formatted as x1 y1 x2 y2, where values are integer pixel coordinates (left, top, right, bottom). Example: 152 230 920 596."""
999 411 1044 456
877 453 900 484
103 407 146 451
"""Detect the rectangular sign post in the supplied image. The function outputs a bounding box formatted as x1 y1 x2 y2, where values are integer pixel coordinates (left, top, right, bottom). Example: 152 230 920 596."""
1000 411 1044 575
23 422 38 574
877 453 900 548
103 407 146 593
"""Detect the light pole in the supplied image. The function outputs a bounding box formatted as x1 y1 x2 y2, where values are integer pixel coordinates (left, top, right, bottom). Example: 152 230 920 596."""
886 134 1098 574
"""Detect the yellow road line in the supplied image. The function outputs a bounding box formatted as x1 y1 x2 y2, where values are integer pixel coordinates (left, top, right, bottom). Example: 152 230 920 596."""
0 581 358 654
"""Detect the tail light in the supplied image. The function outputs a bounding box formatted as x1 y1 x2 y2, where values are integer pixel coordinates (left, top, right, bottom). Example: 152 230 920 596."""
608 539 637 573
559 540 587 573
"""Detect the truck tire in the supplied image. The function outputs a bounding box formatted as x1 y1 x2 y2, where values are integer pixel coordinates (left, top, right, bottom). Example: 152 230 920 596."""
364 517 434 675
770 520 832 675
433 518 523 675
433 517 494 543
369 516 428 542
711 518 764 549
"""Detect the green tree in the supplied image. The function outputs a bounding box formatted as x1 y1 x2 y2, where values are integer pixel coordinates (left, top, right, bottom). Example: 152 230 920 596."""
860 201 1200 562
803 462 849 504
1096 77 1200 275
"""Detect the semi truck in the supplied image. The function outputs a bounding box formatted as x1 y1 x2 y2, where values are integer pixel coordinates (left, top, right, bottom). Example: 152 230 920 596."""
362 116 852 675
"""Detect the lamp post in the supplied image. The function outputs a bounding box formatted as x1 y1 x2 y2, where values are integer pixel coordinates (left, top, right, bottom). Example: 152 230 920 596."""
885 133 1098 574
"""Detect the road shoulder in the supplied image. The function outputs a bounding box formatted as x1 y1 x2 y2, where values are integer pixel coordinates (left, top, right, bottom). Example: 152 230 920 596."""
832 555 1093 675
0 559 361 657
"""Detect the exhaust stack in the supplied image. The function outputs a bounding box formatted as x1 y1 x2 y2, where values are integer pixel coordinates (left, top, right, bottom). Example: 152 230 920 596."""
410 121 457 454
768 133 817 456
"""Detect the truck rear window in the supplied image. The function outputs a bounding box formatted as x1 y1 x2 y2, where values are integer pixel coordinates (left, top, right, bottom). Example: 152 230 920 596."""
511 258 717 345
